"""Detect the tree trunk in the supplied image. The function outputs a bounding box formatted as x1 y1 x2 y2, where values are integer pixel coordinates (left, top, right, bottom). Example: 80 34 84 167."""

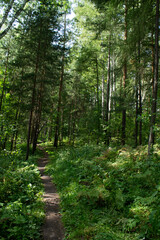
59 107 64 145
54 13 66 148
0 48 10 112
32 61 44 153
26 22 42 160
96 56 100 144
68 102 73 144
148 0 159 156
10 68 24 151
151 31 155 144
109 57 113 122
48 108 54 141
102 72 105 121
32 121 39 153
135 38 142 146
72 102 77 145
112 54 116 113
121 0 127 145
10 106 20 151
14 125 19 149
135 76 138 147
138 40 142 145
105 40 111 146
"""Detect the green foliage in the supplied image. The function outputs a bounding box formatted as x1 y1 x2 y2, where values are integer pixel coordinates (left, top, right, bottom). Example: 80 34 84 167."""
0 148 44 240
46 144 160 239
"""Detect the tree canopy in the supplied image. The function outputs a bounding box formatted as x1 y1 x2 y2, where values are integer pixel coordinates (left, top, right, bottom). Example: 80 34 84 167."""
0 0 159 153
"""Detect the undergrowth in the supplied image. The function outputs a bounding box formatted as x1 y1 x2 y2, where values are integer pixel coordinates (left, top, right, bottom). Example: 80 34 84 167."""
0 146 44 240
46 144 160 240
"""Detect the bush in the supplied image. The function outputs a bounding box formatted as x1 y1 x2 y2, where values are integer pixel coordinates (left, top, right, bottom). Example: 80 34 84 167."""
0 148 44 240
46 144 160 240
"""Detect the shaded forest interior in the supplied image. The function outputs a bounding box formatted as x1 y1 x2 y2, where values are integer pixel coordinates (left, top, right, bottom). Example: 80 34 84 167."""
0 0 159 156
0 0 160 239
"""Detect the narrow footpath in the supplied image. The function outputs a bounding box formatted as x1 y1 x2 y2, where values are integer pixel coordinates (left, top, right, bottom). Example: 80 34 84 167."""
38 150 65 240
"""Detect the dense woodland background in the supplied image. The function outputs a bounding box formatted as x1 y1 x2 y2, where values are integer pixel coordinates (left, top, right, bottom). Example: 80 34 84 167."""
0 0 159 155
0 0 160 239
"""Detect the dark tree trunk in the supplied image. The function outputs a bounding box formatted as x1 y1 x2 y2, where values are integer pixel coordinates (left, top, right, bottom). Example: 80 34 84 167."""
135 76 138 147
26 22 42 160
26 75 37 160
48 108 54 141
121 0 127 146
54 13 66 148
10 68 23 151
3 137 7 149
148 0 159 156
10 107 20 151
135 38 142 146
32 68 44 154
14 126 19 149
96 56 100 144
0 47 10 149
0 47 10 112
105 40 111 146
72 102 77 146
138 40 142 145
152 31 155 96
102 72 105 121
68 102 73 144
59 107 64 145
32 121 39 154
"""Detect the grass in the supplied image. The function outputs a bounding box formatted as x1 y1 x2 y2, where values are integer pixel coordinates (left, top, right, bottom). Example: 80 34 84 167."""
0 146 45 240
45 144 160 240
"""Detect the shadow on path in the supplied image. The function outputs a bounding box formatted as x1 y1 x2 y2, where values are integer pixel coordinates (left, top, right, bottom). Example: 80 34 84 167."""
38 150 65 240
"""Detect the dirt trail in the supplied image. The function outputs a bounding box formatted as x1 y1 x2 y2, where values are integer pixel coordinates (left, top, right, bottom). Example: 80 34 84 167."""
38 150 65 240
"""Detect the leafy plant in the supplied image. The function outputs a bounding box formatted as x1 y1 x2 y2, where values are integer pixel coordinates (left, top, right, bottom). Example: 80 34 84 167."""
46 144 160 240
0 147 44 240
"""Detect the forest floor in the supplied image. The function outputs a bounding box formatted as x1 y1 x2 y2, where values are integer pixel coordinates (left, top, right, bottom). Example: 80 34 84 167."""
37 149 65 240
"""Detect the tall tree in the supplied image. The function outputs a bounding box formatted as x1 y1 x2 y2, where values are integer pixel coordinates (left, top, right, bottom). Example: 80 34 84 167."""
148 0 159 156
54 13 67 148
26 21 42 160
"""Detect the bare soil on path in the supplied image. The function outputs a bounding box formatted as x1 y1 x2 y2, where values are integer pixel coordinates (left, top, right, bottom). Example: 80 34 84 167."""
38 150 65 240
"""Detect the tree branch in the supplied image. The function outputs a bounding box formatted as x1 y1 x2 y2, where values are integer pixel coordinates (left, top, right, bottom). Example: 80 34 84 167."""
0 0 30 39
0 0 15 29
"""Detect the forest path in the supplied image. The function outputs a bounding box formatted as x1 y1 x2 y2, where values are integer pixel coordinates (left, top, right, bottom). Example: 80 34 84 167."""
37 149 65 240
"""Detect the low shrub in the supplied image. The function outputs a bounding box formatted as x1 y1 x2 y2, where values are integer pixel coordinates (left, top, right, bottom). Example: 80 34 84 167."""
46 144 160 240
0 148 44 240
